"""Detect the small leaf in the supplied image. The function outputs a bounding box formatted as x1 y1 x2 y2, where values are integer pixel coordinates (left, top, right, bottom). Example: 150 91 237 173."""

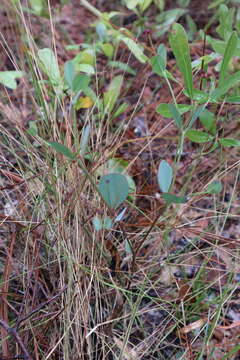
206 180 222 194
156 103 191 118
96 22 107 41
0 71 23 89
64 60 75 89
47 142 76 160
101 43 114 58
162 193 187 204
125 239 133 254
219 138 240 147
125 0 140 10
157 160 173 193
98 173 129 209
80 124 90 156
168 104 182 129
38 48 61 86
115 207 127 222
169 23 193 99
185 130 213 143
75 96 93 109
199 109 216 135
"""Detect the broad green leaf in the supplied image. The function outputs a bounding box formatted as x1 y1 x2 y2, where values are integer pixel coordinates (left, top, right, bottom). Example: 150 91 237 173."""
185 130 213 143
139 0 152 12
216 4 234 41
219 138 240 147
108 61 136 75
156 103 191 118
157 160 173 193
219 32 238 85
76 63 95 74
73 49 95 66
101 43 114 58
47 142 76 160
162 193 187 204
98 173 129 209
206 180 222 194
103 75 123 112
199 109 216 135
96 22 107 41
168 104 182 129
169 23 193 99
125 0 140 9
27 121 38 136
38 48 62 87
125 239 133 254
118 36 148 63
211 71 240 99
72 74 90 93
64 60 75 89
0 71 23 89
29 0 43 15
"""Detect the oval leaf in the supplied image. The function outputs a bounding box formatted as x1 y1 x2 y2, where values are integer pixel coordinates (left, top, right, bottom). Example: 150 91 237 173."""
157 160 173 193
185 130 213 143
98 173 129 209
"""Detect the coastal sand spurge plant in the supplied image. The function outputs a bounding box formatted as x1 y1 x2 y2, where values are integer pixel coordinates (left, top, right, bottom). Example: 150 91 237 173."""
0 0 240 358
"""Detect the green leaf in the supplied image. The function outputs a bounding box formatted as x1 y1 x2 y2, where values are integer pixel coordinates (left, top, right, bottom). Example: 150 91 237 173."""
38 48 62 88
80 124 90 156
112 103 129 119
118 36 148 63
103 75 123 113
199 109 216 135
219 32 238 85
72 74 90 93
76 63 95 74
219 138 240 147
96 22 107 41
151 45 166 74
64 60 75 89
0 71 24 89
187 105 206 129
157 160 173 193
29 0 43 15
162 193 187 204
101 43 114 58
168 104 182 129
125 0 140 9
98 173 129 209
185 130 213 143
47 142 76 160
211 71 240 100
206 180 222 194
108 61 136 75
169 23 193 99
156 103 191 118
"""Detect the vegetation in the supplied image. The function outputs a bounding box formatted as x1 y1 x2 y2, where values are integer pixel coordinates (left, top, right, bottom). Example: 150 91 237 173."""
1 0 240 358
